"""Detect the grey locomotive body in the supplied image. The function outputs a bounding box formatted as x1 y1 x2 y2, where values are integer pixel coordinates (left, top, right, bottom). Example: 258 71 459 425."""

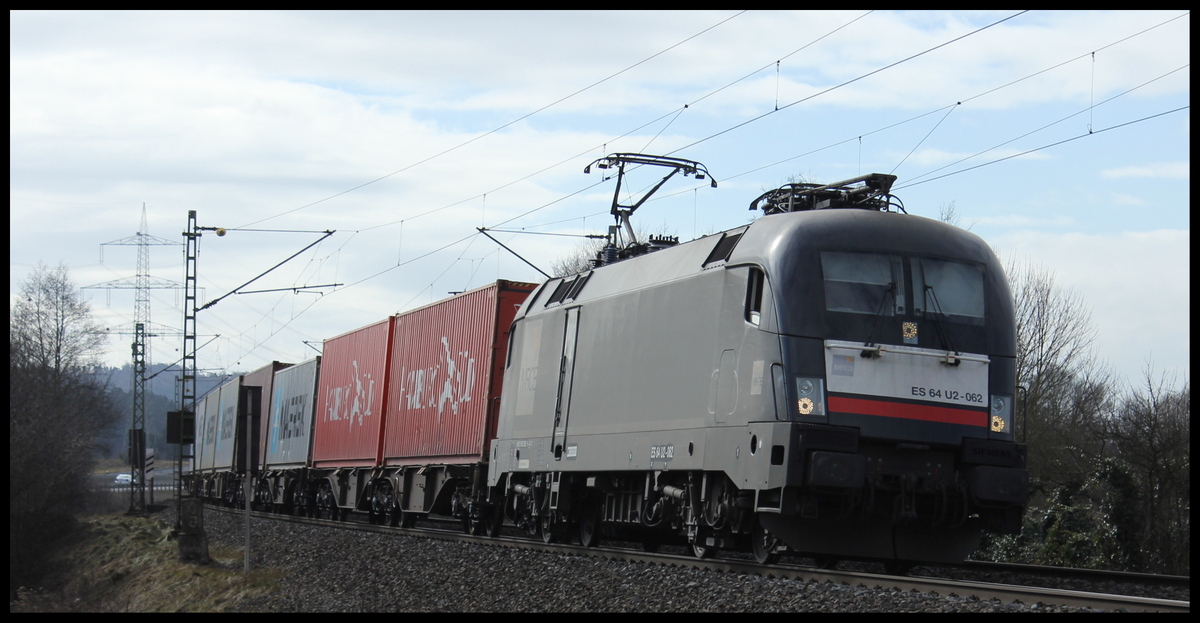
487 200 1027 564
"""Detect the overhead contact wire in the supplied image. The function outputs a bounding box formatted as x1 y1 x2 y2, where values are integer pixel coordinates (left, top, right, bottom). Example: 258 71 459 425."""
236 11 747 230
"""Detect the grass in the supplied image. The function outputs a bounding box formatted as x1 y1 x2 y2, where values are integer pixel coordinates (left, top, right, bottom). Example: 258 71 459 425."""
9 506 287 612
92 457 130 475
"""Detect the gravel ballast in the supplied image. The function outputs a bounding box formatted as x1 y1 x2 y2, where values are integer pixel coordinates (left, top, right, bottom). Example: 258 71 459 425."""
193 508 1109 612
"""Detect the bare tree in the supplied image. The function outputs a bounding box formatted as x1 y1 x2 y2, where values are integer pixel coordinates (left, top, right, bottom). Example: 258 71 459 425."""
550 223 676 278
10 263 119 592
938 201 961 227
1004 259 1114 486
980 259 1189 574
550 236 609 278
11 263 107 374
1097 368 1190 573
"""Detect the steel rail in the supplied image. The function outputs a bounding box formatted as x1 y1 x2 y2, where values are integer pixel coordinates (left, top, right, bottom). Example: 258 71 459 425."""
206 505 1188 612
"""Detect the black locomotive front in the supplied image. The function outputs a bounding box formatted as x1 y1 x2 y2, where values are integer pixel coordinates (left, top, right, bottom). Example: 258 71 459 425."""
752 206 1027 563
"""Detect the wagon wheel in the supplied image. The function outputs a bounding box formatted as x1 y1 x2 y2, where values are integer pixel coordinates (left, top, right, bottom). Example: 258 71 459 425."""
292 482 310 517
484 501 506 538
257 479 275 513
317 482 339 520
281 482 296 516
468 503 497 536
369 482 393 525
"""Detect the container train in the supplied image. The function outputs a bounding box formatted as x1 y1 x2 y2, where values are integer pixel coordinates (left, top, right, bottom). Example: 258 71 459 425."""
184 169 1028 568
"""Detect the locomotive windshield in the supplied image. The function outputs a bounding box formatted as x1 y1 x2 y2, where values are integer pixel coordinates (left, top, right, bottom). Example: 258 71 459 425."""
796 250 990 351
910 257 985 325
821 251 905 316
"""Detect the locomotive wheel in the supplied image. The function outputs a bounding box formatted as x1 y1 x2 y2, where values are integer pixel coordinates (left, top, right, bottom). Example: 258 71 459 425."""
691 525 715 558
578 499 604 549
540 512 558 544
751 517 780 565
521 513 539 537
811 555 836 569
577 511 600 548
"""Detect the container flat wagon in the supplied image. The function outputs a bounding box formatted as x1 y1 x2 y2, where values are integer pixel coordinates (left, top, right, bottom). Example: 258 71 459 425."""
302 280 536 524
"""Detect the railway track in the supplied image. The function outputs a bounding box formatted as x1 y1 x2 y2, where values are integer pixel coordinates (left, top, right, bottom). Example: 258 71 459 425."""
207 504 1188 612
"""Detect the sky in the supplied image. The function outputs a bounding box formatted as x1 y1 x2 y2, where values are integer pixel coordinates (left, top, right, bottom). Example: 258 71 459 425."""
10 10 1189 394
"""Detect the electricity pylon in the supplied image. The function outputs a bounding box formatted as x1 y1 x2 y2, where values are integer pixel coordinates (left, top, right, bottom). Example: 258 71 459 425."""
85 205 183 513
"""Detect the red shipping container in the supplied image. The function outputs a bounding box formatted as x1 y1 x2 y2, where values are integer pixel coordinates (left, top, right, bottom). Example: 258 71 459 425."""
383 280 536 465
312 316 395 467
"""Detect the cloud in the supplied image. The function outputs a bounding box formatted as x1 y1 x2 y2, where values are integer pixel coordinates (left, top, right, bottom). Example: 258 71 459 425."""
993 229 1190 384
10 10 1189 380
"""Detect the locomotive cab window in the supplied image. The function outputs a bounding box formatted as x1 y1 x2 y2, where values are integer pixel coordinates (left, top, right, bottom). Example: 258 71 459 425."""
820 251 904 316
911 257 985 325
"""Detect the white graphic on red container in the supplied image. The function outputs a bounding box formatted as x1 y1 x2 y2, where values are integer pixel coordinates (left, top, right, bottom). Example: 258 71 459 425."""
400 337 477 421
325 359 376 430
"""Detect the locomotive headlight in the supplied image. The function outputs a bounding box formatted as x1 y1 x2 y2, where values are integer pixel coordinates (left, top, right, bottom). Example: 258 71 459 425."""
795 377 826 419
989 394 1013 437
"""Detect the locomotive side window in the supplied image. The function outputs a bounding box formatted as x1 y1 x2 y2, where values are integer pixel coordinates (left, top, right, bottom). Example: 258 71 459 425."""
820 251 904 316
745 267 765 325
911 257 985 325
505 322 517 369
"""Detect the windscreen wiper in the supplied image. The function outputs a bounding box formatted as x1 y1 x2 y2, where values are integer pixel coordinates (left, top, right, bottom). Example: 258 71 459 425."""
923 284 960 363
861 282 896 357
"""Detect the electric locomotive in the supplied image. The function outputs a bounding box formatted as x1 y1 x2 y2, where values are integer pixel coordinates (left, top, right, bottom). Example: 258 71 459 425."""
485 165 1027 565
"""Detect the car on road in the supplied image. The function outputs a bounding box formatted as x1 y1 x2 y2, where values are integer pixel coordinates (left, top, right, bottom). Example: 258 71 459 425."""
114 473 133 484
